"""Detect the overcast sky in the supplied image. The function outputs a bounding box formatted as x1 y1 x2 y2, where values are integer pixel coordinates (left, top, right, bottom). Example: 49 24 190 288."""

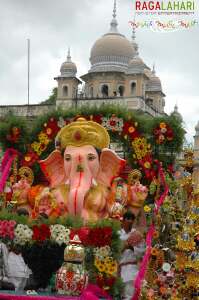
0 0 199 143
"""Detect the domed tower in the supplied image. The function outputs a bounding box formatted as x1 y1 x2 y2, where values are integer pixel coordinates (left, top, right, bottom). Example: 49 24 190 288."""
171 104 183 122
81 0 135 98
55 49 81 108
126 28 150 98
145 65 165 113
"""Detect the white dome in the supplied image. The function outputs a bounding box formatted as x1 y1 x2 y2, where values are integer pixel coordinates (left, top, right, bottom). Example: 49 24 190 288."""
127 56 148 74
89 12 135 73
146 69 162 92
172 104 183 122
60 49 77 77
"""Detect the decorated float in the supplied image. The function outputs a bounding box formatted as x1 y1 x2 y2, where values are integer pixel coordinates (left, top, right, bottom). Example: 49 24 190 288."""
0 105 187 299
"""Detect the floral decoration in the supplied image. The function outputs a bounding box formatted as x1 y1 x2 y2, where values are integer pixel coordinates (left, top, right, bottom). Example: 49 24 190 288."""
14 224 33 245
94 256 118 276
50 224 70 245
21 150 39 167
32 224 51 242
6 127 21 143
153 122 174 144
0 220 16 239
102 114 123 132
132 137 151 160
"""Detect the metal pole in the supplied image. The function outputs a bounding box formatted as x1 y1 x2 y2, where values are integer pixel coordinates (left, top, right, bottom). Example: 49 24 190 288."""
27 38 30 105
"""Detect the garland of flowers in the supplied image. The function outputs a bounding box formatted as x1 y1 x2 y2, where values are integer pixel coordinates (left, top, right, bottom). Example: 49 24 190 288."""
0 105 184 185
132 163 169 300
21 113 162 182
0 213 122 297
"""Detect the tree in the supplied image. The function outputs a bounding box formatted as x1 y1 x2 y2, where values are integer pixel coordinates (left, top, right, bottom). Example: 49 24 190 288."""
40 87 57 105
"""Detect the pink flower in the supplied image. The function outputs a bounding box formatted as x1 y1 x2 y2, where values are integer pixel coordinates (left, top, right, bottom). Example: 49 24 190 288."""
9 220 16 228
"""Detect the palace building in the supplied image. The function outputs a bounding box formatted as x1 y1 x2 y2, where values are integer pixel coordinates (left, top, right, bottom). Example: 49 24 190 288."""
0 0 166 119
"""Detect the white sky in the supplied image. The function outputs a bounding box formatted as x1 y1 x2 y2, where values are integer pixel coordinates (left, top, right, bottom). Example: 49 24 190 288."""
0 0 198 143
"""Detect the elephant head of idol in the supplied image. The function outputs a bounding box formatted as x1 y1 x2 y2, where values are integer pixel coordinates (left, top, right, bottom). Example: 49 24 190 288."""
39 118 125 220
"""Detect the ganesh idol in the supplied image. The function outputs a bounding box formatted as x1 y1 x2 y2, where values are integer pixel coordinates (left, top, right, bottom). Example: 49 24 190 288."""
38 118 125 221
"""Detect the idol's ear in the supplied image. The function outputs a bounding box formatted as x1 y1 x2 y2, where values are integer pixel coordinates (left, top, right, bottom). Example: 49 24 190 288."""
97 148 126 187
39 150 67 188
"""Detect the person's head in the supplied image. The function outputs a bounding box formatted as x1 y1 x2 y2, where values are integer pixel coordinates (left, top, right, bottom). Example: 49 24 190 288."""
122 211 136 232
10 244 22 255
16 208 29 217
39 212 49 219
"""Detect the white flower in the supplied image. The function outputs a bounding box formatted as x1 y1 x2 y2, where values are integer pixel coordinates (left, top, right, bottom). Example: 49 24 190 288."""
14 224 33 245
94 246 111 259
50 224 70 246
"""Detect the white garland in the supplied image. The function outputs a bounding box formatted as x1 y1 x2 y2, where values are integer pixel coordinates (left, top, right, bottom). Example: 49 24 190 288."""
14 224 33 245
94 245 111 260
50 224 70 246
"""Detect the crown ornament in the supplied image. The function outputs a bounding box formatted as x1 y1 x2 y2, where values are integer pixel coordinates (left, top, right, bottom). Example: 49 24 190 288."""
56 118 110 150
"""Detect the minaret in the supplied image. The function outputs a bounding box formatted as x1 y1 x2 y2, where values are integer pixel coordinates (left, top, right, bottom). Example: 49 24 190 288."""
54 48 81 109
109 0 118 33
131 18 138 55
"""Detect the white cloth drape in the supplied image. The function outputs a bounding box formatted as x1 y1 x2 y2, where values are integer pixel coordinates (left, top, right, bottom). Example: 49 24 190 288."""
7 252 32 290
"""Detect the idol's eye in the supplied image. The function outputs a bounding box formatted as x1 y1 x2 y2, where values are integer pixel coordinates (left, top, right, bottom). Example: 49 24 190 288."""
65 154 71 161
87 153 96 161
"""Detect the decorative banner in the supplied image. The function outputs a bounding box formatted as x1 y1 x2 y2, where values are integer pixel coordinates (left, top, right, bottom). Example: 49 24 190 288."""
132 164 169 300
0 148 18 192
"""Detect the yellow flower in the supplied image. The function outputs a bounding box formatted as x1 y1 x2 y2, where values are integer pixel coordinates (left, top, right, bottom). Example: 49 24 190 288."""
31 142 41 155
25 155 31 162
132 137 149 160
46 128 52 135
144 161 151 169
160 122 166 129
144 205 151 213
38 132 50 145
106 261 118 275
94 258 105 273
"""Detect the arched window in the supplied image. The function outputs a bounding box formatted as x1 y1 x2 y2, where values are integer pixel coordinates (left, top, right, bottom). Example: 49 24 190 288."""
131 82 136 96
63 86 68 97
90 87 94 98
118 85 125 97
101 84 109 97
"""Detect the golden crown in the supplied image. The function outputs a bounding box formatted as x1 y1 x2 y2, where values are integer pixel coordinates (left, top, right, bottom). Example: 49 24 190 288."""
56 118 110 150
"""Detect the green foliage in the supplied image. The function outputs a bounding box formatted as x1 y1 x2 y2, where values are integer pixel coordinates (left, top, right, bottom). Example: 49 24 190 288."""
147 115 185 164
0 104 185 168
40 87 57 105
0 114 30 154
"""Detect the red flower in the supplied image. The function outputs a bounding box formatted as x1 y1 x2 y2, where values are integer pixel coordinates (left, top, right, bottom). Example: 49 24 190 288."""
32 224 50 242
105 276 116 287
122 121 134 135
110 120 116 127
70 227 90 245
122 121 140 140
87 227 112 247
21 150 39 167
44 118 60 138
167 164 174 174
71 227 112 247
92 115 103 124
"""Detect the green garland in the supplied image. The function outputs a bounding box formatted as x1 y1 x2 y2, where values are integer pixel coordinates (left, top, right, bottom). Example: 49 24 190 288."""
0 114 30 154
0 104 185 168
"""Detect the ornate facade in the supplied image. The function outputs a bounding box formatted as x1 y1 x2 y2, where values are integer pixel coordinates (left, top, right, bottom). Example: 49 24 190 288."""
0 0 166 118
55 1 165 116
